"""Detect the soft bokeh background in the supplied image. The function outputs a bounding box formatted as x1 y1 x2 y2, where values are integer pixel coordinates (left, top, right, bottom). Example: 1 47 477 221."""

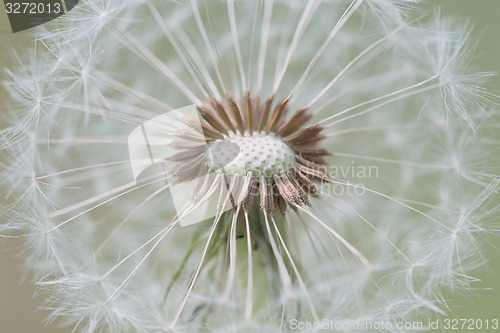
0 1 498 332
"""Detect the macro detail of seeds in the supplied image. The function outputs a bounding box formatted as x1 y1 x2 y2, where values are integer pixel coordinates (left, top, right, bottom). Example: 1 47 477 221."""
0 0 499 332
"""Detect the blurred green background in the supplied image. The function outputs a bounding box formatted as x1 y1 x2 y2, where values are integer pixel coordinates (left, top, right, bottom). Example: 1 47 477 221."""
424 1 500 329
0 1 499 332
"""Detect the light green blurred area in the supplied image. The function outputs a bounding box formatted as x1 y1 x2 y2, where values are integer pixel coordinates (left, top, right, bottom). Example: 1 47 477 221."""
432 1 500 328
0 1 498 332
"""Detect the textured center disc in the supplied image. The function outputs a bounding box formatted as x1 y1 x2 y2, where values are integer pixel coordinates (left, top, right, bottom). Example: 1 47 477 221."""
207 131 296 178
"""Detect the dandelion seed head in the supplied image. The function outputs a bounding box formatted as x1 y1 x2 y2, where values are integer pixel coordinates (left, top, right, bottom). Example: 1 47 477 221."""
1 0 499 332
207 131 296 178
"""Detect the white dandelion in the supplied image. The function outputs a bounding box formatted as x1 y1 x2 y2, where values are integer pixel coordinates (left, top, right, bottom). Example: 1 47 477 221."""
1 0 499 332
